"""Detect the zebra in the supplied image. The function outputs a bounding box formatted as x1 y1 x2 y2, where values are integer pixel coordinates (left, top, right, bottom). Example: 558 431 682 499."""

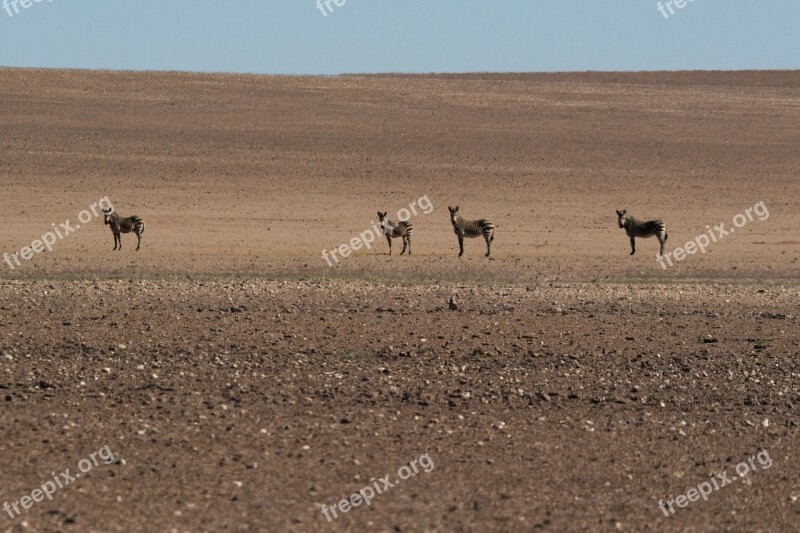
102 207 145 251
616 209 668 256
449 206 495 257
377 211 413 255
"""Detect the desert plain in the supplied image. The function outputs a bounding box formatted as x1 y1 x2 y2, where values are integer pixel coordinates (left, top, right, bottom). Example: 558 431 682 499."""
0 69 799 531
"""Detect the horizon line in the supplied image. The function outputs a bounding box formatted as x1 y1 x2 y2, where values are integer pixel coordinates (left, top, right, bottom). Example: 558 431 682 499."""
1 65 799 78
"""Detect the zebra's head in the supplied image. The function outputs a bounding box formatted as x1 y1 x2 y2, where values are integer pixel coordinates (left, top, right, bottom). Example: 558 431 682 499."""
377 211 390 234
102 207 115 225
616 210 628 228
448 206 460 225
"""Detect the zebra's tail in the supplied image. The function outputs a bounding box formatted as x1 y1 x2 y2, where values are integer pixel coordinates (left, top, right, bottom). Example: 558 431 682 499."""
132 217 145 235
485 222 495 242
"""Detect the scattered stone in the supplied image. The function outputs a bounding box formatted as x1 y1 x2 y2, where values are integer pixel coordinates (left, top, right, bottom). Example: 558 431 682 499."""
448 295 458 311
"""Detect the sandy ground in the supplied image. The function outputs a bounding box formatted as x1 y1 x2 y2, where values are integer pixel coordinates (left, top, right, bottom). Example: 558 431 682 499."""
0 69 799 532
0 69 798 281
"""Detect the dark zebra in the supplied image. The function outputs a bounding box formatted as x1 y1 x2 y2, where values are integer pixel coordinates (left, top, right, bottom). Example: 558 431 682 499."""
378 211 413 255
449 206 495 257
103 207 145 251
616 209 668 256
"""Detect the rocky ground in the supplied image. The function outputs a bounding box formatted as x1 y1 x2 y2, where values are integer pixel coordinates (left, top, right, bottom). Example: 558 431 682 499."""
1 68 799 531
0 279 798 531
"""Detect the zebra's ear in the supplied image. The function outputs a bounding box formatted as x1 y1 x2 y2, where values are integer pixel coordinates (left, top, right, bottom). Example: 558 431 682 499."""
455 206 459 212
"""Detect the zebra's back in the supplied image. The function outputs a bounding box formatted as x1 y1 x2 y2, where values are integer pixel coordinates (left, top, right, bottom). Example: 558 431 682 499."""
390 221 413 238
458 218 494 239
626 218 665 238
120 216 145 234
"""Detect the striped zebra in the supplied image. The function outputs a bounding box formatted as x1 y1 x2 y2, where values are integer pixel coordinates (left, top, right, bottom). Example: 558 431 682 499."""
378 211 413 255
449 206 495 257
616 209 668 256
102 207 145 251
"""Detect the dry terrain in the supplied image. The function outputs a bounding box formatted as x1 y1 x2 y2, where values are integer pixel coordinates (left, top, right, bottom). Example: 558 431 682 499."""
0 69 799 532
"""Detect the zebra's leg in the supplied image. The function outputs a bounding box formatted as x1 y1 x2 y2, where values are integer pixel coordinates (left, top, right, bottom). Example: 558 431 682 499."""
385 235 392 255
400 236 407 255
407 236 411 255
629 236 636 255
112 234 117 251
458 236 464 257
136 230 142 251
484 234 491 257
117 233 122 251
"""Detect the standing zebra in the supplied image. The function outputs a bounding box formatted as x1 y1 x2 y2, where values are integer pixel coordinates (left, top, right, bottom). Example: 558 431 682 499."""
616 209 668 256
102 207 145 251
378 211 413 255
449 206 495 257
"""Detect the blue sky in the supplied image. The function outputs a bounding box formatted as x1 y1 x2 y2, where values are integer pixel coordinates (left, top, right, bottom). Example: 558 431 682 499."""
0 1 797 74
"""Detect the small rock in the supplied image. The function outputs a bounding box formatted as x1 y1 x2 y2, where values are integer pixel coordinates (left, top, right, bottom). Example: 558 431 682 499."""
448 295 458 311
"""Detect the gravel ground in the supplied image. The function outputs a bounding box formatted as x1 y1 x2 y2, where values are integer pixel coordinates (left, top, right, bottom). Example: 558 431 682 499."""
0 279 798 531
2 68 799 532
